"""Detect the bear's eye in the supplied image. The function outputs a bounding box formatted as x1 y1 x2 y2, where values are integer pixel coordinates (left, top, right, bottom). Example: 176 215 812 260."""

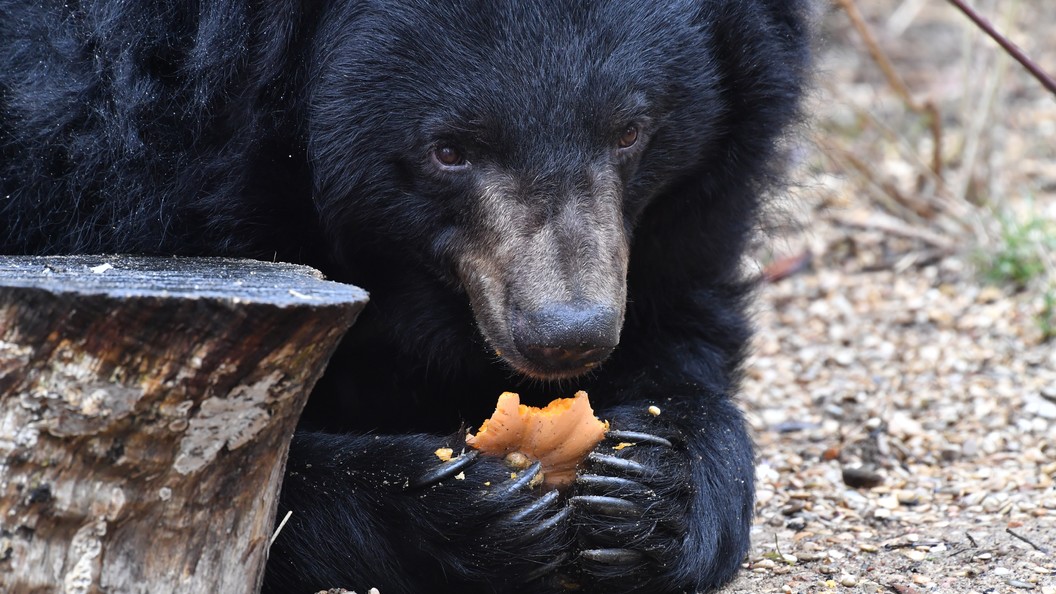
617 125 639 149
433 145 468 168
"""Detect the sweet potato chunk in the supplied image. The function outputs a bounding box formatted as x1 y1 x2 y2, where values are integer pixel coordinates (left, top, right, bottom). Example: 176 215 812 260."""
465 391 608 487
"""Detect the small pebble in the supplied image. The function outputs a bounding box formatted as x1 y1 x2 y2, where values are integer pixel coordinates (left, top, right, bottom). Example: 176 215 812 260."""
904 550 927 562
858 581 882 593
896 490 922 505
843 466 884 489
877 495 901 510
911 574 932 585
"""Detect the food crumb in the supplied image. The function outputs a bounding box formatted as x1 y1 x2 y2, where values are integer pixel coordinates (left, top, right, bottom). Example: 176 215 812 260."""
434 448 454 462
529 471 544 488
454 472 465 480
504 451 531 470
613 442 635 451
647 405 661 416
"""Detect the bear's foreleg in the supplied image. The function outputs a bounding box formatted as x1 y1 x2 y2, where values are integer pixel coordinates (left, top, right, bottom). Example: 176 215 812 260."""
264 432 570 594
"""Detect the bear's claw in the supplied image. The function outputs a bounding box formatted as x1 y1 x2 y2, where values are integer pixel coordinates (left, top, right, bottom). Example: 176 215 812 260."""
570 495 643 517
565 421 687 590
575 474 649 494
604 429 673 448
585 452 649 475
490 462 565 536
516 502 571 541
487 460 544 498
409 449 480 489
501 487 560 523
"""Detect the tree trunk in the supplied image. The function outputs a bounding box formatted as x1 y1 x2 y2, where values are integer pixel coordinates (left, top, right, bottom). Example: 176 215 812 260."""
0 256 368 594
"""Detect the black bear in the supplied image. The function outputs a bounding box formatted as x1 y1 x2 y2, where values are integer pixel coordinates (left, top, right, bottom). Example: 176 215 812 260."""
0 1 810 592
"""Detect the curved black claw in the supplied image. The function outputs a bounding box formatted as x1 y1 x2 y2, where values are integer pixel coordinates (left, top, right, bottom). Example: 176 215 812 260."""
485 466 571 587
502 488 561 524
409 449 480 489
580 548 645 565
605 430 674 448
519 503 572 541
490 462 559 544
576 474 653 496
586 452 649 476
488 460 544 499
570 495 643 518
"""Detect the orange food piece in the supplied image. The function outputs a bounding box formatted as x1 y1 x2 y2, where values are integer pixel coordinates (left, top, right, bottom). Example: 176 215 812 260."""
466 391 609 488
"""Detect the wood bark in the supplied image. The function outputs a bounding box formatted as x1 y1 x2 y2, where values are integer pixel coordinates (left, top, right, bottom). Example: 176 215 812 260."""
0 256 368 594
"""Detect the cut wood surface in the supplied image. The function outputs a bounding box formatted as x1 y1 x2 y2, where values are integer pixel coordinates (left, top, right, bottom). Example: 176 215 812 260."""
0 256 368 594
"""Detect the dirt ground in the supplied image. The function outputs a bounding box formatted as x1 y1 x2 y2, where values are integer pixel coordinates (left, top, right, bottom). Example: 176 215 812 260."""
720 1 1056 593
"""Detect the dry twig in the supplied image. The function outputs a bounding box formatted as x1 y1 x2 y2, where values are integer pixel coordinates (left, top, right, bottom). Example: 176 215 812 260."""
946 0 1056 96
832 0 945 179
829 210 956 251
1006 528 1050 554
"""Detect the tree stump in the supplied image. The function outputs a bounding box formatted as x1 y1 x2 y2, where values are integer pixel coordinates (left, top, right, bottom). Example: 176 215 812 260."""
0 256 368 594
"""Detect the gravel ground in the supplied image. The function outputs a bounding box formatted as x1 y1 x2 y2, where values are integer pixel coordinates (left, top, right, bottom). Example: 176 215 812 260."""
724 258 1056 594
721 1 1056 592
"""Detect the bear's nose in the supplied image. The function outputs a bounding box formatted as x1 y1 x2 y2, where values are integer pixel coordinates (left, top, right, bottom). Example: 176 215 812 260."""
511 302 620 374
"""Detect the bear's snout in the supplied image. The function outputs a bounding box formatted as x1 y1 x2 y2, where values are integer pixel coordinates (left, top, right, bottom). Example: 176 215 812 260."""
455 163 630 380
510 301 620 375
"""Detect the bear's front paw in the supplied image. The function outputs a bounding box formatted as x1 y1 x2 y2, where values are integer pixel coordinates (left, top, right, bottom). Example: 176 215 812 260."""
411 448 571 591
567 424 694 593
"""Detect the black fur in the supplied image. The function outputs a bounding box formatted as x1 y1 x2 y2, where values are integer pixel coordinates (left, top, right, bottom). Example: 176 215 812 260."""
1 1 810 592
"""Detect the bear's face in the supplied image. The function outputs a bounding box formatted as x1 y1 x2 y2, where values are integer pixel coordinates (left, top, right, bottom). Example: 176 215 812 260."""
310 0 724 379
431 130 635 380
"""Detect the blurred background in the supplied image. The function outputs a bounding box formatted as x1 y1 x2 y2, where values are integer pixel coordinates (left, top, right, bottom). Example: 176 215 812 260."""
770 0 1054 292
731 1 1055 592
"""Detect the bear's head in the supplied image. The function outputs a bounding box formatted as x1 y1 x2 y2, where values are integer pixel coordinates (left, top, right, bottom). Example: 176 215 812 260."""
306 0 798 380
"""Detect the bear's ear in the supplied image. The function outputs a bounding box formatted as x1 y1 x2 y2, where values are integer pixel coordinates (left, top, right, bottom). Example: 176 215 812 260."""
696 0 811 154
629 0 811 283
755 0 815 68
692 0 812 77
